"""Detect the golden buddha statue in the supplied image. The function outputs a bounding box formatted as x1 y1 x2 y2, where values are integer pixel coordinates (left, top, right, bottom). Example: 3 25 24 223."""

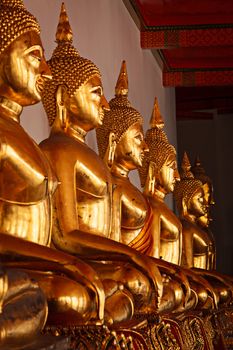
138 97 181 265
96 61 150 251
40 3 164 322
174 153 232 306
174 153 213 270
95 61 211 314
191 156 216 270
0 0 48 345
0 0 109 329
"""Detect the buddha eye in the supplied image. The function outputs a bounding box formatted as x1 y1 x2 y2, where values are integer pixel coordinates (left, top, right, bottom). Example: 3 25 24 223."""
27 50 42 63
167 161 175 169
172 163 177 170
24 46 43 62
135 134 143 141
32 56 41 62
92 86 103 97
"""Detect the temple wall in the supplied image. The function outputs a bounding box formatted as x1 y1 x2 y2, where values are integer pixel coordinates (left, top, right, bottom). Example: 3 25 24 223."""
22 0 176 192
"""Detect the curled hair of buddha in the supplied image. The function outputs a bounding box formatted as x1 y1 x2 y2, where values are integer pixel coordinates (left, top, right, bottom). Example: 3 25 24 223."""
174 152 203 214
96 60 143 159
0 0 40 55
139 97 176 188
42 2 101 126
191 155 212 187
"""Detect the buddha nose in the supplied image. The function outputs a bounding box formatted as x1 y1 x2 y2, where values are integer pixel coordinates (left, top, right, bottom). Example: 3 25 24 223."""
210 197 215 205
143 140 149 152
203 197 209 206
101 95 110 111
40 58 52 80
174 168 180 182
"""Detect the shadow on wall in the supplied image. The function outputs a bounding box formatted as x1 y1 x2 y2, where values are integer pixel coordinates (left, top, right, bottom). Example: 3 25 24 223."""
177 114 233 275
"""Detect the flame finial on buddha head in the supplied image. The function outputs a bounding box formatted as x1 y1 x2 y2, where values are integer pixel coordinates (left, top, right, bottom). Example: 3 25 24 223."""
191 156 211 186
115 60 128 97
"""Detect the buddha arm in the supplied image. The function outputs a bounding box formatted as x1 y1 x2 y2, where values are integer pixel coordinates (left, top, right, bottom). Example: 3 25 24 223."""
111 184 122 242
52 159 79 234
150 257 191 306
182 267 219 308
182 229 194 268
0 232 106 320
0 232 103 295
149 209 161 259
57 229 163 303
0 268 7 312
193 267 233 295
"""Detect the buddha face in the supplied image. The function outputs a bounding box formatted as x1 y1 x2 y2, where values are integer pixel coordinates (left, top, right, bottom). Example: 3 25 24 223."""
65 75 109 132
0 31 51 106
187 187 208 218
202 182 215 206
158 153 180 194
200 182 214 226
114 122 148 170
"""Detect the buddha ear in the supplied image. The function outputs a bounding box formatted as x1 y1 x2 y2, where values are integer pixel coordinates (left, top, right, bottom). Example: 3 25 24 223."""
55 85 68 130
104 132 117 168
147 161 156 195
182 197 188 216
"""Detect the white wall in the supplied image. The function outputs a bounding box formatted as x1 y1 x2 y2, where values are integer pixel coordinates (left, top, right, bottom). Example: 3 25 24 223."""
22 0 176 189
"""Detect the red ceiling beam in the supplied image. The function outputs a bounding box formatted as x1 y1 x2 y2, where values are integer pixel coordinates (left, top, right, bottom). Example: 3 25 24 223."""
163 70 233 87
129 0 233 88
132 0 233 27
141 27 233 49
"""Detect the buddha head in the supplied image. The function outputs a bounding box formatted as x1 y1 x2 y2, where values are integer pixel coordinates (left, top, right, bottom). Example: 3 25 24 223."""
191 156 214 227
174 152 208 219
191 156 215 206
0 0 51 107
96 60 148 172
139 98 179 196
42 3 109 134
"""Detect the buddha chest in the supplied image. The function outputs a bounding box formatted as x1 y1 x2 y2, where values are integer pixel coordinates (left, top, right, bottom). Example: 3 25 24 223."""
0 116 53 246
0 116 52 204
150 198 181 241
113 175 147 230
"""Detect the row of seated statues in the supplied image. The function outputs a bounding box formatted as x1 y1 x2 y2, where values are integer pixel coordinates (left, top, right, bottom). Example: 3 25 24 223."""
0 0 233 349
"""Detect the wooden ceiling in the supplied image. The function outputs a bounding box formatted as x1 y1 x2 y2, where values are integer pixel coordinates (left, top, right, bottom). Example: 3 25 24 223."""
127 0 233 119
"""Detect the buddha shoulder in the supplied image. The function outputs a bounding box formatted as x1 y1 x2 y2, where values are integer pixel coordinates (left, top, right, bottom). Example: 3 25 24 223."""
112 175 148 227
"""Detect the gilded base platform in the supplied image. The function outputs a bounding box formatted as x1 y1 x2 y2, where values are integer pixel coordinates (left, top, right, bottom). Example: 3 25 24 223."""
44 307 233 350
